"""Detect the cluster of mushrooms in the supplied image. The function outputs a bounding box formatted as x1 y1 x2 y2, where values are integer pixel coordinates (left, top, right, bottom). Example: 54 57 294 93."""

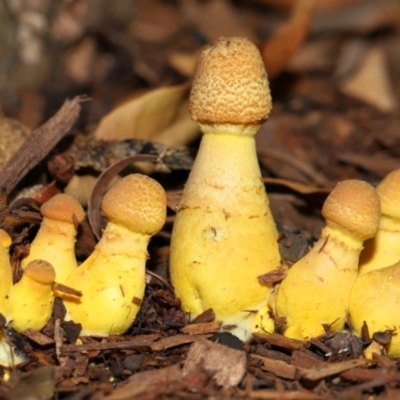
1 37 399 366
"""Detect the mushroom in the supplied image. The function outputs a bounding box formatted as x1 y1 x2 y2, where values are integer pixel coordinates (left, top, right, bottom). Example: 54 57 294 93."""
21 193 85 284
349 260 400 358
359 169 400 274
11 259 56 332
169 37 281 341
274 180 380 340
0 229 13 323
64 174 166 336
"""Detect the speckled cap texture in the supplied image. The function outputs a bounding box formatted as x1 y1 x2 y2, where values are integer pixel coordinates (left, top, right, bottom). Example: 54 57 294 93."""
322 180 381 241
101 174 166 235
189 37 272 126
376 169 400 219
41 194 85 224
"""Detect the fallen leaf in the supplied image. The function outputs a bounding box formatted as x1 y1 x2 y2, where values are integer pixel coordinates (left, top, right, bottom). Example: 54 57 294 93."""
340 47 397 113
261 0 316 78
183 338 246 388
94 83 199 146
182 0 256 42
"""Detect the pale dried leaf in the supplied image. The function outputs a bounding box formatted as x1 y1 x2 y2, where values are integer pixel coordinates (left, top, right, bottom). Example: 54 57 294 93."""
340 47 397 112
94 83 199 146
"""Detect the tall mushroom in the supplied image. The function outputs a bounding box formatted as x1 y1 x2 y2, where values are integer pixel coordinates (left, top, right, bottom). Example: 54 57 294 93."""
169 37 281 340
64 174 166 336
274 180 380 340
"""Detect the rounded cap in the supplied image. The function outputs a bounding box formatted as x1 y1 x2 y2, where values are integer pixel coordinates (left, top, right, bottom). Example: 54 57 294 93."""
24 259 56 284
189 37 272 127
376 169 400 219
322 180 381 241
41 193 85 224
101 174 166 235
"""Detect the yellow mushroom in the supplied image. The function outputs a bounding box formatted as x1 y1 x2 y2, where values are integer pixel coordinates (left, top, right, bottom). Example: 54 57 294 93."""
64 174 166 336
359 169 400 274
11 259 56 332
274 180 380 341
349 261 400 358
169 37 281 341
21 193 85 284
0 229 13 323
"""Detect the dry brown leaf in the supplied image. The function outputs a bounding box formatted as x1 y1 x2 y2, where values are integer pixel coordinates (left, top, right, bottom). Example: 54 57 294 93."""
94 83 199 146
261 0 316 78
340 47 397 113
182 0 256 42
263 177 331 195
183 338 246 388
312 1 400 35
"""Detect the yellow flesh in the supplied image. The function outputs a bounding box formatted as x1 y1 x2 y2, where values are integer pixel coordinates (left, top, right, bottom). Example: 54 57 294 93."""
275 226 363 340
349 262 400 357
0 231 13 322
170 131 280 340
64 223 148 336
21 219 79 284
11 277 54 332
359 215 400 274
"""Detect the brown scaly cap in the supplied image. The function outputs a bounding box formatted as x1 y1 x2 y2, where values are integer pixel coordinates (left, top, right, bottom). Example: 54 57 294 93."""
41 193 85 224
101 174 167 236
24 259 56 285
189 37 272 126
322 180 381 241
376 169 400 220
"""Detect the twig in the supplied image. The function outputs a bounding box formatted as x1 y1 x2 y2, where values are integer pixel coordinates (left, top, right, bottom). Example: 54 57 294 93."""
0 96 85 225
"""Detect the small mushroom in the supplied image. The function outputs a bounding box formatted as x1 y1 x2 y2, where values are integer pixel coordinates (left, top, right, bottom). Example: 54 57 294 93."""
359 169 400 274
169 37 281 341
64 174 166 336
21 193 85 284
274 180 380 340
11 259 56 332
349 261 400 358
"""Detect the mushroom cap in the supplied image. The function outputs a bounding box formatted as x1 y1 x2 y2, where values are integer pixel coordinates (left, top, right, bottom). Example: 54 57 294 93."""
101 174 166 235
24 259 56 285
376 169 400 220
189 37 272 126
322 180 381 241
41 193 85 224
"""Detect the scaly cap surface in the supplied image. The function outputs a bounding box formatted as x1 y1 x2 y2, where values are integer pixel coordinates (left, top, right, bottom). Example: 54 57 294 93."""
101 174 167 235
322 180 380 241
189 37 272 127
41 193 85 224
376 169 400 220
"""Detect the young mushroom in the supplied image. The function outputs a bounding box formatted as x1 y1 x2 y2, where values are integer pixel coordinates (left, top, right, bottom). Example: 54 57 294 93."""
349 260 400 358
21 193 85 285
359 169 400 274
11 259 56 332
64 174 166 336
274 180 380 341
0 230 13 323
169 37 281 341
